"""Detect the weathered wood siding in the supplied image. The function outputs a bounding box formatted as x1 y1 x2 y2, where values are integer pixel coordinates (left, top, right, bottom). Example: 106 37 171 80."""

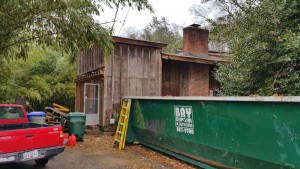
76 37 165 127
162 59 210 96
75 78 104 125
75 45 105 119
77 46 105 75
104 43 162 124
75 82 84 112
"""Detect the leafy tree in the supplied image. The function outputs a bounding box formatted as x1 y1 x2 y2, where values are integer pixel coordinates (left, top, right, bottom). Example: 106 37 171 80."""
123 17 183 53
0 58 14 102
0 45 76 111
192 0 300 96
0 0 153 60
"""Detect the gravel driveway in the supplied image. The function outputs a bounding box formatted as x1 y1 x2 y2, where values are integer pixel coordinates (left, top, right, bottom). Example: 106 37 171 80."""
0 135 197 169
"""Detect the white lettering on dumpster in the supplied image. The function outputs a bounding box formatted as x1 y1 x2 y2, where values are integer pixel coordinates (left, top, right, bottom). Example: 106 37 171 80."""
174 106 194 134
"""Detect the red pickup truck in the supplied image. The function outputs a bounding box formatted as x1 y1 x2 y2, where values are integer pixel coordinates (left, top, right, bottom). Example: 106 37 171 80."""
0 104 64 166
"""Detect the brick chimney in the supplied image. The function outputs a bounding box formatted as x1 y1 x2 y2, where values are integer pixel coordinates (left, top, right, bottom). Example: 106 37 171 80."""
183 24 209 54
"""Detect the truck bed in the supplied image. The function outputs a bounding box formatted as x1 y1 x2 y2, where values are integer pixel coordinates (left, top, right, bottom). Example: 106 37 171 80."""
0 122 57 131
0 123 63 154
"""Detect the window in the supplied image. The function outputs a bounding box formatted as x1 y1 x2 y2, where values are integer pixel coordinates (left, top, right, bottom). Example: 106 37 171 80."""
0 107 24 119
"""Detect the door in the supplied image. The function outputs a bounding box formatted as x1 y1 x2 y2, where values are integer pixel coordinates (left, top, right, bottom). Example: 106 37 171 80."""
84 83 99 125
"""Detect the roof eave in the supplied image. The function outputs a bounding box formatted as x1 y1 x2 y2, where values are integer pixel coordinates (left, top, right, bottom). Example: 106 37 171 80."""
113 36 168 49
161 52 228 65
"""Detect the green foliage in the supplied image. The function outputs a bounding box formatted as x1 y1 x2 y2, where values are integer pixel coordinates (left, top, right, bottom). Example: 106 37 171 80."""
123 17 183 53
0 58 14 102
102 0 153 12
0 45 76 111
0 0 153 110
0 0 153 60
193 0 300 96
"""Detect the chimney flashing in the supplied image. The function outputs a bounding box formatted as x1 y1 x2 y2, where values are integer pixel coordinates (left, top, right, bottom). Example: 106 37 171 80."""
188 24 201 28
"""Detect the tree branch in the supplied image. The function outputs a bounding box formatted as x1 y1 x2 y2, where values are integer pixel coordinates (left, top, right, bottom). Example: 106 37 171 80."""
0 32 59 52
111 0 120 34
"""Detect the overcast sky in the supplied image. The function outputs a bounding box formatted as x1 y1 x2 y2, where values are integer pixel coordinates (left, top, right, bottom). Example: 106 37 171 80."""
96 0 201 36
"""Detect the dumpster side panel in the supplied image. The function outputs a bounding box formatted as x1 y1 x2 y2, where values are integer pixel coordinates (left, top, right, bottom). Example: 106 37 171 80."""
126 99 300 169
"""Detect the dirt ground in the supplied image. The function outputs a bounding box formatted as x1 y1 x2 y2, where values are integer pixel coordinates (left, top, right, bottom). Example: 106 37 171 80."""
0 134 198 169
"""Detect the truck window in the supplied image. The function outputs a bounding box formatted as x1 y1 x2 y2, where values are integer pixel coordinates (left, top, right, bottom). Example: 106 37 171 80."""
0 107 25 119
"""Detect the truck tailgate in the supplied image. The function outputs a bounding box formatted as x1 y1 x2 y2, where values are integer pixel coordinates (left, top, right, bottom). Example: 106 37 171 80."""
0 126 62 154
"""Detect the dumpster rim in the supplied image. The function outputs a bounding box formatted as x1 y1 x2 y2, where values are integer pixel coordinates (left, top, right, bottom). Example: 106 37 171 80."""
122 96 300 102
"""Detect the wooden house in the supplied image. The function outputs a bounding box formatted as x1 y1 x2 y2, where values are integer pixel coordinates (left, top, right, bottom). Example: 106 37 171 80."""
75 24 227 130
75 37 166 128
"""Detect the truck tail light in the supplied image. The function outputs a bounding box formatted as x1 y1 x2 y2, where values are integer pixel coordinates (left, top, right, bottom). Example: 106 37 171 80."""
59 131 63 143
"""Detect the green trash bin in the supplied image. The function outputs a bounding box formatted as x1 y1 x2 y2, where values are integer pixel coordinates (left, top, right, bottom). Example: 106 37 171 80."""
68 112 86 141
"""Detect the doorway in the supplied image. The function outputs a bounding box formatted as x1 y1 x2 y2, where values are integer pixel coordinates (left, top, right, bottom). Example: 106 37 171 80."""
84 83 100 125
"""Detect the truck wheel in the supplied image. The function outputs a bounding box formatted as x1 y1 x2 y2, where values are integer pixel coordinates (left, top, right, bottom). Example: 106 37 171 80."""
35 159 49 166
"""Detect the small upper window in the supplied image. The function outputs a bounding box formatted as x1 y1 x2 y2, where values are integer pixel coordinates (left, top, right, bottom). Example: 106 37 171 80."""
0 107 24 119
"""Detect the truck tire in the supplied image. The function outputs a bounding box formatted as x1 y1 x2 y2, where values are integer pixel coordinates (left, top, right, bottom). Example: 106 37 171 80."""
35 159 49 166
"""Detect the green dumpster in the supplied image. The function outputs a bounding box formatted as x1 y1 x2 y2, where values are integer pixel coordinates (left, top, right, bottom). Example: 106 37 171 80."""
126 96 300 169
68 112 86 141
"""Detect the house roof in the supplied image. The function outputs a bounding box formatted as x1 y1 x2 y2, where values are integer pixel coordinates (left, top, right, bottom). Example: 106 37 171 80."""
161 51 229 65
113 36 168 49
112 36 229 65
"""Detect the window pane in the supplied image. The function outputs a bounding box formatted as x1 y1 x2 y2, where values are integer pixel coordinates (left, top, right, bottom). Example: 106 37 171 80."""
0 107 24 119
85 99 98 114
